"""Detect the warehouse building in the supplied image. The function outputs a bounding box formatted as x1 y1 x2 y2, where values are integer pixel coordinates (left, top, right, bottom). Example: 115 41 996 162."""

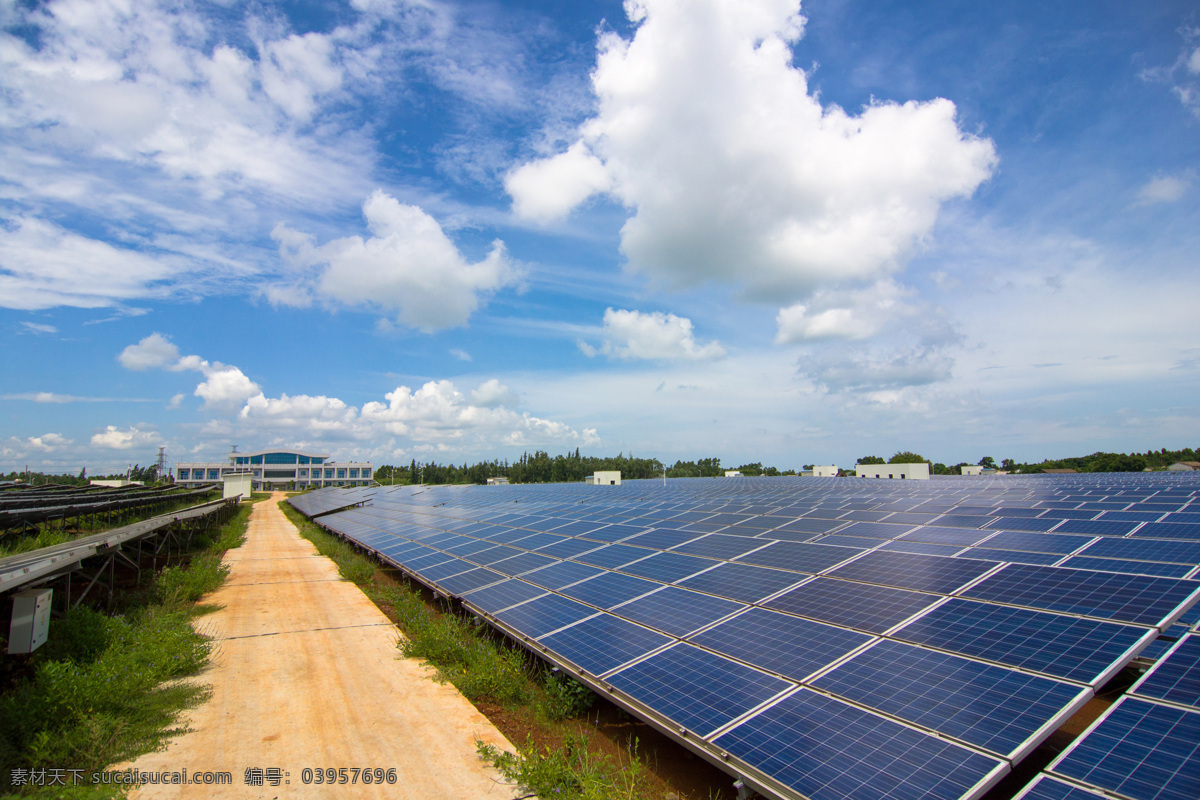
855 462 930 480
175 449 373 491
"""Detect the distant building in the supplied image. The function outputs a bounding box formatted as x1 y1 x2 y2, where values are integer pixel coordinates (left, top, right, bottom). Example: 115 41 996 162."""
486 476 510 485
812 465 838 477
960 465 984 476
586 471 621 485
90 479 143 488
175 448 372 491
724 470 744 477
855 462 930 480
1167 462 1200 472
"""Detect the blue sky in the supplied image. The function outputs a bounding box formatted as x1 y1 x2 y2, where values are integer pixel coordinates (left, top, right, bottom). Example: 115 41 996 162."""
2 0 1198 474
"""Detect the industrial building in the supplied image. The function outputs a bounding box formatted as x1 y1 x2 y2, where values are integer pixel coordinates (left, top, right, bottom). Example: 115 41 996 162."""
175 449 373 491
855 462 931 480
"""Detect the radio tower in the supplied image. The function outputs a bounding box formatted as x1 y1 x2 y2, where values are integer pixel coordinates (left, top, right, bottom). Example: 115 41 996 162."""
156 446 167 482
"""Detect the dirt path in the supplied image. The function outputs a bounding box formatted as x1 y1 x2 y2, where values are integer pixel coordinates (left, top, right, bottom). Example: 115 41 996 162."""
123 494 515 799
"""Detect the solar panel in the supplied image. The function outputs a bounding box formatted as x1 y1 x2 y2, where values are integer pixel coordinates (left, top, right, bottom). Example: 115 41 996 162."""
734 540 860 573
1058 556 1193 579
1012 775 1112 800
613 586 745 637
961 548 1064 566
895 599 1152 685
713 688 1007 800
494 593 597 638
462 578 546 613
977 530 1093 554
522 559 606 590
901 526 994 546
764 577 940 634
881 540 965 557
558 571 662 609
826 550 999 594
1134 522 1200 541
812 638 1088 758
606 643 791 738
690 607 870 682
538 613 671 677
1131 635 1200 709
436 566 504 595
987 516 1061 532
1053 518 1142 537
671 533 770 560
490 551 560 576
675 561 806 603
835 521 916 539
1079 537 1200 565
619 551 717 583
962 563 1200 626
621 529 703 550
1049 697 1200 800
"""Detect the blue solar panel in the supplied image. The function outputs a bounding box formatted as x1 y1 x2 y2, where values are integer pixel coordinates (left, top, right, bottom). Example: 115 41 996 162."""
1051 697 1200 800
988 516 1062 532
462 578 546 613
901 526 993 546
773 517 848 534
896 599 1151 685
588 522 653 541
436 566 504 595
1013 775 1111 800
734 540 860 573
880 540 965 557
494 593 597 638
535 536 604 559
538 613 671 677
676 561 807 603
713 688 1006 800
522 559 605 590
558 571 662 609
606 643 791 738
1079 537 1200 564
812 638 1087 757
573 544 649 569
490 551 560 576
1054 518 1142 537
468 544 523 564
1135 522 1200 541
1133 635 1200 709
614 587 745 637
418 557 477 581
961 548 1065 566
826 550 998 594
962 563 1200 626
764 577 940 633
621 529 703 550
979 530 1093 554
936 515 995 529
835 521 915 539
691 607 870 682
671 533 769 560
1058 557 1194 578
619 552 716 583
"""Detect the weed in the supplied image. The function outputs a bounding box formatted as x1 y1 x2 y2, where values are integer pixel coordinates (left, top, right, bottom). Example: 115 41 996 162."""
538 673 596 721
477 734 650 800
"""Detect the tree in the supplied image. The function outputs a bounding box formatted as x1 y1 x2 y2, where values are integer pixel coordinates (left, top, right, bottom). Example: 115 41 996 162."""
857 455 886 465
888 451 928 464
978 456 997 470
1000 458 1016 472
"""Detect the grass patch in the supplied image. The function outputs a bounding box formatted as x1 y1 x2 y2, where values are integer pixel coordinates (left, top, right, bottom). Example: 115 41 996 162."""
477 735 651 800
278 502 678 797
0 503 251 797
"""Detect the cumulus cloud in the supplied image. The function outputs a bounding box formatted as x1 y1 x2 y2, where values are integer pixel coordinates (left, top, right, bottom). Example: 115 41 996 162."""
118 332 261 411
799 346 955 393
26 433 73 452
91 425 161 450
507 0 996 301
775 280 918 343
270 191 519 331
580 308 727 361
470 378 517 407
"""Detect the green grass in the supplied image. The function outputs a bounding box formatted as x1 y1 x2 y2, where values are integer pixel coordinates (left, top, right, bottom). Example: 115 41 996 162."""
477 734 651 800
278 502 660 795
0 503 250 798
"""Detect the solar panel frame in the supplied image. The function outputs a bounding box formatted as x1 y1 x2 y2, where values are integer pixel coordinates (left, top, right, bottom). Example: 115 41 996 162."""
1130 634 1200 710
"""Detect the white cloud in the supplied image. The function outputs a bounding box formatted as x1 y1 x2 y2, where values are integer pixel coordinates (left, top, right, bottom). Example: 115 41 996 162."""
470 378 517 407
581 308 726 361
1135 174 1189 205
0 218 176 310
168 393 185 409
20 322 58 334
240 393 359 432
450 348 473 362
27 433 73 452
91 425 161 450
119 332 181 370
508 0 996 302
270 191 519 331
194 366 262 413
1142 27 1200 118
775 280 917 343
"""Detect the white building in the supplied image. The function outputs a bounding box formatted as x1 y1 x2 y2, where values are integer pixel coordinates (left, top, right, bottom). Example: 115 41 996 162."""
812 465 839 477
960 465 984 476
724 470 744 477
855 462 930 480
586 471 622 485
175 449 372 491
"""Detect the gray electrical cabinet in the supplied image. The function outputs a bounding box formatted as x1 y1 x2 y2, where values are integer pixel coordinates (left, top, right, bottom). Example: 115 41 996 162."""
8 588 53 654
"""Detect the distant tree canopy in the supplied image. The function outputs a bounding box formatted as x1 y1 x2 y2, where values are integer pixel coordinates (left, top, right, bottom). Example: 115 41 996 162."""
888 451 928 464
857 455 886 465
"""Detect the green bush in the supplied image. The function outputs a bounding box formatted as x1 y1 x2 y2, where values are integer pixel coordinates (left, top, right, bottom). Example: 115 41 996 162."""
477 735 647 800
538 673 595 721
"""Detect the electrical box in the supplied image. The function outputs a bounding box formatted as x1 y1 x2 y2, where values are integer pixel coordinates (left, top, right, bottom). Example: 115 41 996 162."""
8 588 53 654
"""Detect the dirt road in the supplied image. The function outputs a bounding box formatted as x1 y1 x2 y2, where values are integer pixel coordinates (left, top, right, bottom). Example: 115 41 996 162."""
123 494 515 799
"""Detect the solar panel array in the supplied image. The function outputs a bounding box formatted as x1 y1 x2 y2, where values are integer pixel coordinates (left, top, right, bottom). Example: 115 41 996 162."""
290 474 1200 800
